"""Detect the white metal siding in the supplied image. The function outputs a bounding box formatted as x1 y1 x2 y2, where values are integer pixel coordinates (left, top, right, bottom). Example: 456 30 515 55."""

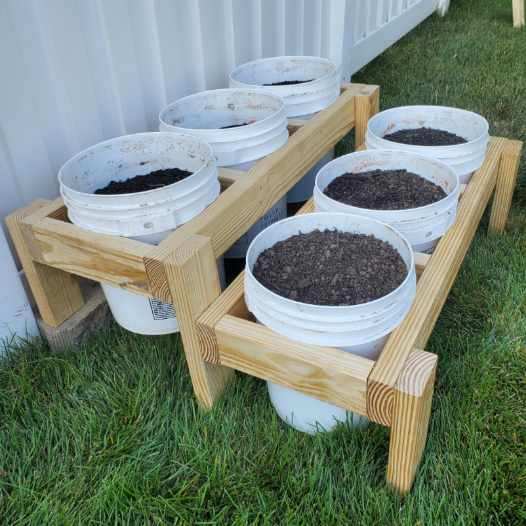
0 0 440 340
0 0 437 219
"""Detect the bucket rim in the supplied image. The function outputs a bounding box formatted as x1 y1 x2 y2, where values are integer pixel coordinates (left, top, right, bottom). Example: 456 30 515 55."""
245 212 415 311
229 55 340 89
367 105 490 149
159 88 286 133
314 149 461 215
58 132 216 199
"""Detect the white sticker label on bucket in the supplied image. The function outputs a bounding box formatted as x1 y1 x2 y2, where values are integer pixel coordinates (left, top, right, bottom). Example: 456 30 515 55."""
149 298 176 320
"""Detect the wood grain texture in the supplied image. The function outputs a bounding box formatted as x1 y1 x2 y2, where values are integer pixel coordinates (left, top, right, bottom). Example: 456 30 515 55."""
5 201 85 327
197 273 248 364
26 217 154 298
513 0 525 27
351 84 380 148
287 119 306 134
23 197 68 221
296 198 315 215
154 87 358 271
218 167 245 189
216 315 374 415
367 138 506 426
159 235 234 408
489 139 523 233
414 252 430 277
387 350 437 494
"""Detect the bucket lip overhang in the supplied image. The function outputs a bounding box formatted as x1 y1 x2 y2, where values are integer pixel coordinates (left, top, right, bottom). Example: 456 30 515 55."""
158 88 287 133
58 131 216 199
367 105 490 149
314 149 461 215
229 55 340 89
245 212 416 312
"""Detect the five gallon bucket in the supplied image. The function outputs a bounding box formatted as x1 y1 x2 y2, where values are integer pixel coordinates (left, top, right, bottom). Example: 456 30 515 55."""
159 88 288 258
59 132 220 335
314 150 460 253
229 56 341 203
245 213 416 433
366 106 489 184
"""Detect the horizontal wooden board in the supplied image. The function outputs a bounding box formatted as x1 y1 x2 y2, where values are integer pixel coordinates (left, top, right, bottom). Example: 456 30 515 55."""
367 137 506 426
25 217 156 299
197 272 248 365
156 87 358 263
216 314 374 416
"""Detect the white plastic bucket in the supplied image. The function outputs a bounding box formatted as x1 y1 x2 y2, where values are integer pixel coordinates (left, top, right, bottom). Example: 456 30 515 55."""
229 56 341 118
314 150 460 253
159 89 288 259
366 106 489 184
229 56 341 203
159 89 288 168
245 212 416 433
59 132 220 335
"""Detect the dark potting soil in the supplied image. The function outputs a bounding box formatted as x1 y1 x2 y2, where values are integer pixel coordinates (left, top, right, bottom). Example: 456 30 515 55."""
252 229 407 306
263 79 314 86
383 127 467 146
220 122 252 129
324 169 447 210
94 167 193 195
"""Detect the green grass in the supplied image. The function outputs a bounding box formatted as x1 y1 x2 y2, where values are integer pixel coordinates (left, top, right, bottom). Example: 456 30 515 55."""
1 0 526 523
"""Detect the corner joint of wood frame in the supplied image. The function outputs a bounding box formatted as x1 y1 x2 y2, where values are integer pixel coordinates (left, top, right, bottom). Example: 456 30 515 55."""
367 349 437 427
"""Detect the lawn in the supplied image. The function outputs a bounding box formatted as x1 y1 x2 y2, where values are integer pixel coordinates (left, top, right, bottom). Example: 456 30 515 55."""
1 0 525 524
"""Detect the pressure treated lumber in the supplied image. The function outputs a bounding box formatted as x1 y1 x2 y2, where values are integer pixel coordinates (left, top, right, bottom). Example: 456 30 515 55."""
154 87 359 273
26 216 154 299
150 235 234 408
215 314 374 416
218 168 245 188
287 119 306 133
367 138 506 426
387 350 437 493
197 272 248 365
489 139 523 232
5 201 85 327
351 83 380 147
513 0 525 27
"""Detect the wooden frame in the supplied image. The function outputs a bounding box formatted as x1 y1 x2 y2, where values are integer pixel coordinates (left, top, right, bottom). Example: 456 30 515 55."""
513 0 525 28
6 84 522 494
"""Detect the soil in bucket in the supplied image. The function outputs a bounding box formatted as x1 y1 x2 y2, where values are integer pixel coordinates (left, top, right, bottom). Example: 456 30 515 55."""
95 167 192 195
252 229 407 306
383 127 467 146
220 122 254 129
323 169 447 210
263 79 314 86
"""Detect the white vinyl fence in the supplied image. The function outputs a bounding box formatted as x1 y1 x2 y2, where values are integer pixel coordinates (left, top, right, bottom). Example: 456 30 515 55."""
0 0 443 340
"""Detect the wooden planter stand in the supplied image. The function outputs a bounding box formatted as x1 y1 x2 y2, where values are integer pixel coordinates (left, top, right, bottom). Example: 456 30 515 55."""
6 84 522 494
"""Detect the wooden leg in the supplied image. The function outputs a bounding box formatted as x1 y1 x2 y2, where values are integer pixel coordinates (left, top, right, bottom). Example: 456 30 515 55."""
5 201 85 327
513 0 525 28
489 139 523 233
387 350 437 494
147 235 234 408
341 83 380 148
353 85 380 148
